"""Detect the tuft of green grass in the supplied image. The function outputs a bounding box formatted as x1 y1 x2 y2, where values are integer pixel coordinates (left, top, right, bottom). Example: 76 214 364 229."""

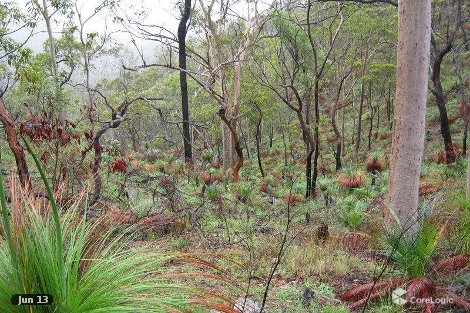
390 222 439 277
340 201 368 231
0 141 218 313
453 192 470 253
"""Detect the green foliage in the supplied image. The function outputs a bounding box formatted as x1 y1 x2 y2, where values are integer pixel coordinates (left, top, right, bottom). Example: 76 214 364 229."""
201 149 214 163
453 192 470 253
341 201 367 231
206 184 218 200
390 222 439 277
0 145 213 312
237 183 252 200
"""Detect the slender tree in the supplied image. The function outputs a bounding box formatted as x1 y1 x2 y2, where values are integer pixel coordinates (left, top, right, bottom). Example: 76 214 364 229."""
178 0 193 163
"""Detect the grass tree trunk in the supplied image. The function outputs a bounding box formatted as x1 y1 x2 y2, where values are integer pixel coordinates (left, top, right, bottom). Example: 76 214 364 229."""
386 0 432 236
178 0 193 164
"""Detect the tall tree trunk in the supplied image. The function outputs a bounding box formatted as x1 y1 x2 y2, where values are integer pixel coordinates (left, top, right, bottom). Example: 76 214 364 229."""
311 81 320 196
386 0 431 236
431 39 455 163
0 99 30 188
368 82 373 151
219 107 243 182
42 0 58 79
355 78 365 159
464 121 468 157
467 147 470 194
351 88 355 145
341 98 346 157
232 59 242 166
332 71 350 171
178 0 193 164
376 98 380 139
387 83 392 128
255 105 265 177
269 125 274 148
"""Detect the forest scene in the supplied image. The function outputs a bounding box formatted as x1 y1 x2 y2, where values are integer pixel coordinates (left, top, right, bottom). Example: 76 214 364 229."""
0 0 469 312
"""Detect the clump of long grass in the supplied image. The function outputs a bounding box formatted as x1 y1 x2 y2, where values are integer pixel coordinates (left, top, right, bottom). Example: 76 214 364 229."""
453 192 470 253
0 140 233 313
390 222 439 277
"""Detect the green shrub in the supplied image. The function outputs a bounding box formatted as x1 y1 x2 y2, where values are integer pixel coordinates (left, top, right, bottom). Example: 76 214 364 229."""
0 140 215 313
201 149 214 163
453 193 470 253
389 222 438 277
341 201 367 231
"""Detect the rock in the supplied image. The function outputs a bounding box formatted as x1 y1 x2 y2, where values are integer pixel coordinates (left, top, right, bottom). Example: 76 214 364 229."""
234 297 265 313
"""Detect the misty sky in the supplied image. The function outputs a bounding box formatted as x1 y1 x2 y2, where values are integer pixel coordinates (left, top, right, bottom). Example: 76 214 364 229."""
8 0 261 83
12 0 180 51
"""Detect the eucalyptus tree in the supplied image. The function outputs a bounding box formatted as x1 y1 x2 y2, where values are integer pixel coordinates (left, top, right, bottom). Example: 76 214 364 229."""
386 0 432 236
430 0 470 163
123 0 272 181
253 2 344 197
28 0 74 119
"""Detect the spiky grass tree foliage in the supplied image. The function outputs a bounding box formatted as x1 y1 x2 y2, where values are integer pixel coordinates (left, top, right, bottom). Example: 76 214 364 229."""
365 154 385 174
0 141 234 313
340 222 470 312
454 193 470 253
337 168 365 189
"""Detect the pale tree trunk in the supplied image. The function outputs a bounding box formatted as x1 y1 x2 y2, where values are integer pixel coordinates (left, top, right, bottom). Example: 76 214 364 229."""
42 0 58 79
386 0 432 236
231 55 243 167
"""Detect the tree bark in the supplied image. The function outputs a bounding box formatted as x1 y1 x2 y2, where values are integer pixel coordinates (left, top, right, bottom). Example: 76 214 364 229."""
467 147 470 194
355 78 365 159
311 80 320 195
255 105 265 177
386 0 431 236
332 71 350 171
218 106 243 182
178 0 193 164
431 39 455 163
0 99 30 188
42 0 58 79
368 82 373 151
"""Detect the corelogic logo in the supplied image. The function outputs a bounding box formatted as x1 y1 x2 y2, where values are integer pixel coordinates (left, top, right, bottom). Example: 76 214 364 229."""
392 287 407 305
392 287 455 306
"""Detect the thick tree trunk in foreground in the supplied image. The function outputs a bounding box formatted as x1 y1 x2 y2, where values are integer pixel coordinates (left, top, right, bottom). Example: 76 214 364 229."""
0 99 30 188
178 0 193 164
386 0 431 236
